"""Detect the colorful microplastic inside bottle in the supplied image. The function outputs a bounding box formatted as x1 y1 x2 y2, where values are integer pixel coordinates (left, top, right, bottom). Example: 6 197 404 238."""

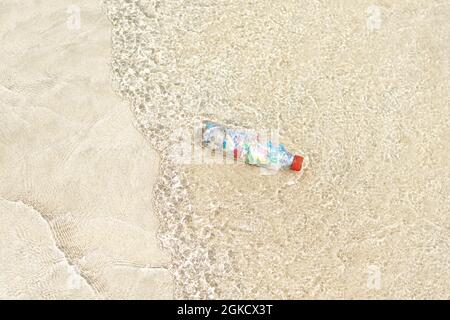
202 121 304 172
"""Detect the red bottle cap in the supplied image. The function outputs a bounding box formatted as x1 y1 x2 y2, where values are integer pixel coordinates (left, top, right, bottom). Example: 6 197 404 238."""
291 155 304 171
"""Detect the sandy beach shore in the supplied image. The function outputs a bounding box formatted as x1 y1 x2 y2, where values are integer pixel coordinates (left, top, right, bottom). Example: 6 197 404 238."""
0 0 449 299
0 0 172 299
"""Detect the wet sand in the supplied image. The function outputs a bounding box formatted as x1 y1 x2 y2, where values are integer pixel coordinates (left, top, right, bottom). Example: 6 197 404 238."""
0 0 448 299
0 0 172 299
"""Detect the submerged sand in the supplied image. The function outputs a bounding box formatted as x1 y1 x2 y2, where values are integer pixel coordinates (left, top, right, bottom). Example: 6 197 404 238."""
105 0 449 299
0 0 448 299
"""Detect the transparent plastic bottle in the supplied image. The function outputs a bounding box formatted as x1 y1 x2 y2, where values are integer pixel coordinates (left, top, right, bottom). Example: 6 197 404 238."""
202 121 304 172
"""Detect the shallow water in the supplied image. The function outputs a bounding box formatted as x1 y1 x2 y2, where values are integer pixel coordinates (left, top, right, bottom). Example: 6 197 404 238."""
105 0 449 298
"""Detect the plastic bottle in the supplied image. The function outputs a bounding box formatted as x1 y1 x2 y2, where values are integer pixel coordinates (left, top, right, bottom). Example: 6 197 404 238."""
202 121 304 172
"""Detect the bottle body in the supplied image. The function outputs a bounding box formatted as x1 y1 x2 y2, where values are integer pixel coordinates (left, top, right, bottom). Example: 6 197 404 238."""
202 121 304 172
